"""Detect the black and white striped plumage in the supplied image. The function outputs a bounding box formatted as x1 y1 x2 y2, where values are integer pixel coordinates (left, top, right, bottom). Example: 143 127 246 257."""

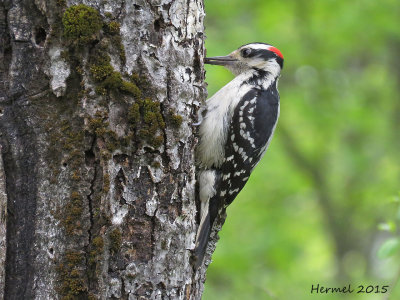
194 43 284 267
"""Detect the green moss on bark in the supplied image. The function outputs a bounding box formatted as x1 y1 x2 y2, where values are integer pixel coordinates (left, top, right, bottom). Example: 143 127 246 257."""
120 81 141 97
152 161 161 168
61 191 84 236
168 111 183 128
128 103 140 125
88 236 104 265
55 4 172 296
88 110 133 156
128 98 165 148
103 173 110 193
105 21 120 35
56 250 88 298
62 4 102 44
89 48 139 97
109 228 122 254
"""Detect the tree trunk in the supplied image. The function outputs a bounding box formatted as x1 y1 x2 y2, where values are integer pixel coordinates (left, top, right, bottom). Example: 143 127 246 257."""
0 0 212 298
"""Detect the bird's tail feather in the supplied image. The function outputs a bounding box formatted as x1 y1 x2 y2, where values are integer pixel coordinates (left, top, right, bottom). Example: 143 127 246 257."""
193 210 211 269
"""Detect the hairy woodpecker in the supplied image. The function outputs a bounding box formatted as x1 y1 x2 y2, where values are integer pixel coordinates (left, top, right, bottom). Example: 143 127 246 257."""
194 43 284 267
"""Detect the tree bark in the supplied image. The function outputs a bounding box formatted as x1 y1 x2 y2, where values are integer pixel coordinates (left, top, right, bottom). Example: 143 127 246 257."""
0 0 211 298
0 145 7 300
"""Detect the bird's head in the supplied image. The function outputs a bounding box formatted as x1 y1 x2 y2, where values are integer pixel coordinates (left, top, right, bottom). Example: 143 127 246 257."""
205 43 284 77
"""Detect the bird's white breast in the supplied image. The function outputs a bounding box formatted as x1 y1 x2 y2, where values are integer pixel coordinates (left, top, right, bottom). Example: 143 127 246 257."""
197 68 278 168
197 72 255 168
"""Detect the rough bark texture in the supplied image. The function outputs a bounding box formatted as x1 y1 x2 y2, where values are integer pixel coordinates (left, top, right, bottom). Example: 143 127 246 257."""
0 145 6 299
0 0 216 299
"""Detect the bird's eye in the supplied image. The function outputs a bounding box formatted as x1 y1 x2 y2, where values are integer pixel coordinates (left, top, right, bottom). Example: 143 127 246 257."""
241 48 252 57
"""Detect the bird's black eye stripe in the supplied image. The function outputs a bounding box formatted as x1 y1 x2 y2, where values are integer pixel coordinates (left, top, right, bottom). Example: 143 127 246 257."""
241 48 252 57
252 49 280 60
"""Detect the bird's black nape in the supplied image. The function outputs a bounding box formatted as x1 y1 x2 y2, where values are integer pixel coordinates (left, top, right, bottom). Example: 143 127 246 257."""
276 56 284 69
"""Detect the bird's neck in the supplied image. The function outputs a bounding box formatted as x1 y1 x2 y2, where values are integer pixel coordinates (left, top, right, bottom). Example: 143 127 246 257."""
239 68 279 90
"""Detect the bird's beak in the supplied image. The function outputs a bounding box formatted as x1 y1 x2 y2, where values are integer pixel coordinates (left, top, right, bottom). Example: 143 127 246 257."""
204 55 237 66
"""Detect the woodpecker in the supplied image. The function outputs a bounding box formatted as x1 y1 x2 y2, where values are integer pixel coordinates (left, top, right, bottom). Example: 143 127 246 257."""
194 43 284 267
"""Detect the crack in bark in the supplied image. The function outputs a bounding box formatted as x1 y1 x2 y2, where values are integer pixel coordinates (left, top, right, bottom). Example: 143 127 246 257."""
0 145 8 299
150 206 158 259
86 143 97 244
0 3 11 99
159 68 172 168
184 0 191 40
115 168 127 205
84 137 97 292
115 0 125 19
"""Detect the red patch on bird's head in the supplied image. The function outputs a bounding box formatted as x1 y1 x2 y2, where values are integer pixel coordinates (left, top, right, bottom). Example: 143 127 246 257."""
268 46 284 59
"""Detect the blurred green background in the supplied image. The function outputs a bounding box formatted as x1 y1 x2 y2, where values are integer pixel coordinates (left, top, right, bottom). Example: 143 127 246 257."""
202 0 400 299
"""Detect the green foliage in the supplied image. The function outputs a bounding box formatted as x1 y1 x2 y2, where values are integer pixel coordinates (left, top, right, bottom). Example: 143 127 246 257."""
377 194 400 258
203 0 400 299
378 238 400 259
62 4 102 44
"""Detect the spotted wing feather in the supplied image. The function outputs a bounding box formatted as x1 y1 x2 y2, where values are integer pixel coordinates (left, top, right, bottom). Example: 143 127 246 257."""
212 82 279 209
